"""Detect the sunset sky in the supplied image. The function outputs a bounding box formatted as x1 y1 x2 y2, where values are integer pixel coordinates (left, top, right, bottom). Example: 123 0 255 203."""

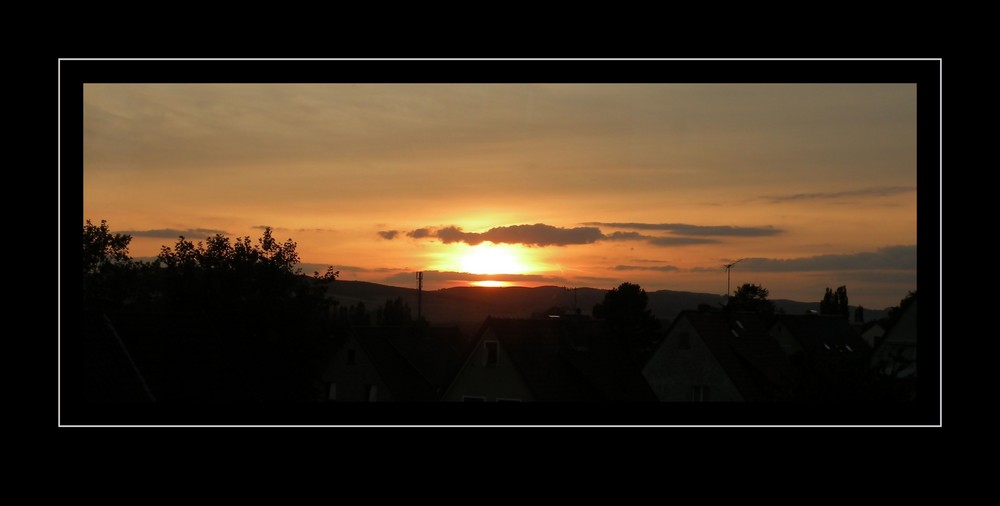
83 82 917 309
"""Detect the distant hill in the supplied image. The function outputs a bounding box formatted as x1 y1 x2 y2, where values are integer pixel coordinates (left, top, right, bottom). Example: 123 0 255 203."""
322 281 886 327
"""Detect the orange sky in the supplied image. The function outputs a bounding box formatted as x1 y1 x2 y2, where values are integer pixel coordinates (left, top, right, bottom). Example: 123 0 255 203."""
83 82 918 309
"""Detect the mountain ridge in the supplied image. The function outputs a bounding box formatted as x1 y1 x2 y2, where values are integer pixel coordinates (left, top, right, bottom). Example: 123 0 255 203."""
322 279 887 325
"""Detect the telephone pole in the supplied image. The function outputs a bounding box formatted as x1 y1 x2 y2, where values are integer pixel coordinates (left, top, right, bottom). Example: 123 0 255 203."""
416 271 423 321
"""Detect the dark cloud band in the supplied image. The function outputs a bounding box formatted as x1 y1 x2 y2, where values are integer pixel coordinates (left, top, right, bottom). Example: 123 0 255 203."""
691 245 916 272
760 186 915 203
121 228 229 238
582 222 782 237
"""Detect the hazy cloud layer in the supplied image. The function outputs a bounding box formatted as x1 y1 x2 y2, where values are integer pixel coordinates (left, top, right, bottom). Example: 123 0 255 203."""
613 265 681 272
377 230 400 240
648 236 719 246
298 263 404 275
760 186 915 203
692 245 916 272
583 222 782 237
121 228 229 238
382 270 569 285
604 231 650 241
435 224 605 246
254 225 336 233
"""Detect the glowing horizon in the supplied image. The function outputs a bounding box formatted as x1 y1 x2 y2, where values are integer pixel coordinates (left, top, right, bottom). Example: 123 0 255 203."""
84 82 919 309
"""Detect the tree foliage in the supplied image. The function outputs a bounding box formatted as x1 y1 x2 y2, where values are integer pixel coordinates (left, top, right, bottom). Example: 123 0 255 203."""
377 297 413 326
83 219 132 275
881 290 917 333
820 285 849 319
727 283 776 318
593 282 659 331
80 221 342 401
593 282 661 362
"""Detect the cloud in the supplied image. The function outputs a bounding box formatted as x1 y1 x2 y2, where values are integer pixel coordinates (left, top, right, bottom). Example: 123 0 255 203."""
648 237 719 246
297 263 406 275
406 228 432 239
382 270 570 285
759 186 915 203
121 228 229 238
253 225 335 233
393 223 721 248
378 230 400 240
613 264 681 272
582 222 782 237
604 231 651 241
692 245 916 272
435 223 605 247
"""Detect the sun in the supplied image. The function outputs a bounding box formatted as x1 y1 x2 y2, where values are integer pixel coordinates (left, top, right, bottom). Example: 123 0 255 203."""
459 243 530 275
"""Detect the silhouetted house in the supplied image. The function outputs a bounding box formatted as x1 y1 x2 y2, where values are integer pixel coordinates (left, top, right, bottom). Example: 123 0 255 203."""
871 296 917 378
769 314 871 365
642 310 793 402
860 321 886 349
441 317 656 401
74 313 156 402
323 325 471 401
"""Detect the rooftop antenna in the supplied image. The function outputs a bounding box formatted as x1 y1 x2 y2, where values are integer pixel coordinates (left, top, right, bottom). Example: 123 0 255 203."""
723 258 746 299
566 287 579 314
416 271 423 321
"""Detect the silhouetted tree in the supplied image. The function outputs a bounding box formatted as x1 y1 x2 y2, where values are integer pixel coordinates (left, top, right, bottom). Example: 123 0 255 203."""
837 286 849 320
593 282 660 362
377 297 413 326
820 285 850 319
593 283 658 330
820 287 836 315
83 219 145 312
880 290 917 334
727 283 776 319
81 221 345 401
83 219 132 275
855 305 865 323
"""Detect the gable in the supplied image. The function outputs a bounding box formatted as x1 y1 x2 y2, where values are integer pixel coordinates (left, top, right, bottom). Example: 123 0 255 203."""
442 328 534 401
643 315 744 401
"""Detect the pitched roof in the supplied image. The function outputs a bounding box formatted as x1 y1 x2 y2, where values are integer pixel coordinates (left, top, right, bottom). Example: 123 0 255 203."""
470 317 657 401
351 325 472 401
773 314 871 357
671 311 794 402
77 313 155 402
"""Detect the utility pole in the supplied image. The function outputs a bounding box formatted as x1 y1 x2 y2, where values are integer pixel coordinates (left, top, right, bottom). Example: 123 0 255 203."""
566 287 579 314
416 271 423 321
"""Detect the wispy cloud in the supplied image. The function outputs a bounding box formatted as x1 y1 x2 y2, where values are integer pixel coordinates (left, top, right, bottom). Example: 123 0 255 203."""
121 228 229 238
648 237 719 246
252 225 335 232
298 263 406 275
759 186 915 203
382 270 570 285
583 222 782 237
612 264 681 272
604 231 650 241
691 245 916 272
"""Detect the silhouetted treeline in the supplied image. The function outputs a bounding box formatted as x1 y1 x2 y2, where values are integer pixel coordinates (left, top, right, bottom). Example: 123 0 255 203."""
79 221 342 401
